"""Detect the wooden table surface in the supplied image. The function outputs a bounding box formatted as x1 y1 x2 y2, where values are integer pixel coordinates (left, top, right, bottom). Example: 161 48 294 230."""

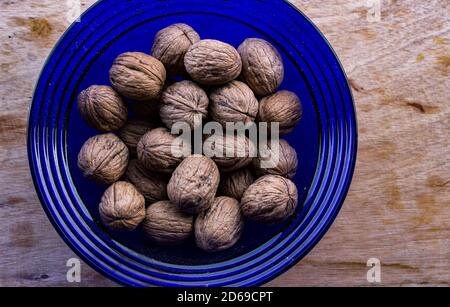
0 0 448 287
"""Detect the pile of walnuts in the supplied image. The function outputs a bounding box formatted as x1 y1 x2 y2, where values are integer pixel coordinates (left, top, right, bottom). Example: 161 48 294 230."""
77 24 302 253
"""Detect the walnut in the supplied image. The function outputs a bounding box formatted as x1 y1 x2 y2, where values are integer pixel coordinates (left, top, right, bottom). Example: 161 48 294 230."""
238 38 284 96
137 127 191 173
210 81 259 126
241 175 298 224
124 159 167 205
109 52 166 101
253 139 298 179
168 155 220 214
204 134 256 172
77 85 128 132
78 133 129 184
152 24 200 75
118 119 156 155
259 90 303 135
195 197 244 252
161 80 209 130
99 181 146 231
184 40 242 85
219 168 254 201
142 201 194 246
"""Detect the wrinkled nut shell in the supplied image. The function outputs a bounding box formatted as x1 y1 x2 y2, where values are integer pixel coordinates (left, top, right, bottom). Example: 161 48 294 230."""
99 181 146 231
259 90 303 135
161 80 209 130
253 139 298 179
219 168 254 201
78 133 129 184
124 159 167 205
109 52 166 101
168 155 220 214
152 23 200 75
238 38 284 96
210 81 259 126
137 128 190 173
78 85 128 132
142 201 194 246
204 134 256 172
241 175 298 224
195 197 244 252
185 40 242 85
118 119 156 155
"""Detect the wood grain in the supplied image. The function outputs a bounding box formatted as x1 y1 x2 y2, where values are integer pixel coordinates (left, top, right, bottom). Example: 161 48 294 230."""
0 0 448 287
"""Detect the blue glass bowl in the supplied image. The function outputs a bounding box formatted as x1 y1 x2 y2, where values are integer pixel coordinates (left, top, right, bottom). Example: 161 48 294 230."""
28 0 357 287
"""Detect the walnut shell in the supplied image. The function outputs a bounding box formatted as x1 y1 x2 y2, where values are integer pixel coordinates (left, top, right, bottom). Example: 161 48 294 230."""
142 201 194 246
253 139 298 179
238 38 284 96
204 134 256 172
124 159 167 205
137 128 191 173
195 197 244 252
259 90 303 135
161 80 209 130
241 175 298 224
219 168 254 201
210 81 259 126
168 155 220 214
77 85 128 132
118 119 156 155
151 24 200 75
184 40 242 85
78 133 129 184
99 181 146 231
109 52 166 101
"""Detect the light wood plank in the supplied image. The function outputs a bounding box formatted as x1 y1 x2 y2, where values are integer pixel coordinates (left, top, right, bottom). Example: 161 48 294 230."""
0 0 448 287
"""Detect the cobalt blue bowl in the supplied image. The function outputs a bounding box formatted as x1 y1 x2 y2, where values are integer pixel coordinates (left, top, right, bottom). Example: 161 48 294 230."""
28 0 357 287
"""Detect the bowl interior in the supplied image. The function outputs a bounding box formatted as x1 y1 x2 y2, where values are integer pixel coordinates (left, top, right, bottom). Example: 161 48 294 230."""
68 11 319 265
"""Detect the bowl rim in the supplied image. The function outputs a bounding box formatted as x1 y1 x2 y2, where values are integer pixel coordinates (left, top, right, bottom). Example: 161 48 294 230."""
27 0 358 287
